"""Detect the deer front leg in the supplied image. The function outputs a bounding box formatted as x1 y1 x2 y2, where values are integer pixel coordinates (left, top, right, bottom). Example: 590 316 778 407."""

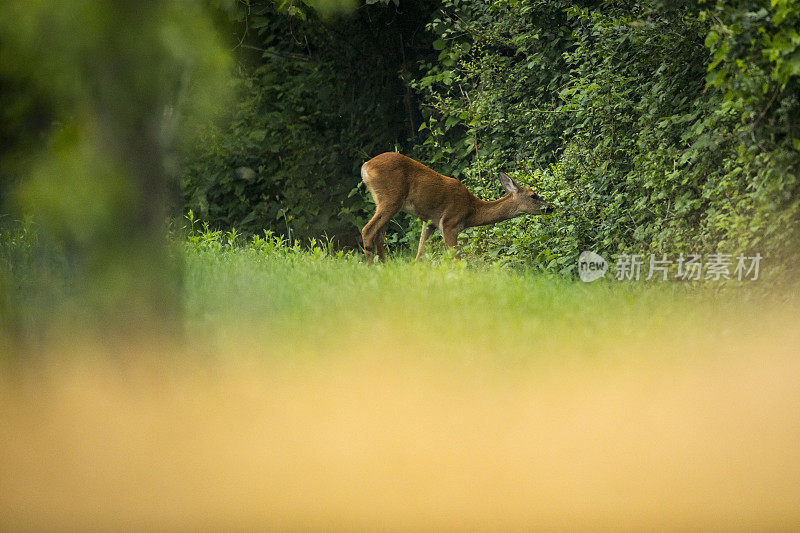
441 225 462 259
415 223 437 262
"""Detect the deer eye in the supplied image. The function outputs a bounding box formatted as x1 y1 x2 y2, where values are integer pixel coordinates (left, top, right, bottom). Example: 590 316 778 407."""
530 193 540 200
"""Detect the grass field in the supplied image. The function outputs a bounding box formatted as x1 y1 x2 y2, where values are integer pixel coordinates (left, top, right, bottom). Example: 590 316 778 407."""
2 242 799 530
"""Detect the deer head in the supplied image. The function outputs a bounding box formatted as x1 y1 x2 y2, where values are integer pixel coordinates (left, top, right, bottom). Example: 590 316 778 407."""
498 172 554 216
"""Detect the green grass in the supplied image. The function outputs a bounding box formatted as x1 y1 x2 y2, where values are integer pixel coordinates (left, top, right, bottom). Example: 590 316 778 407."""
2 218 787 363
182 233 771 371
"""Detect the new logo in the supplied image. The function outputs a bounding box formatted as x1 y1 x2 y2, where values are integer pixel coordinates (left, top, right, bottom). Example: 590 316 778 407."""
578 251 607 282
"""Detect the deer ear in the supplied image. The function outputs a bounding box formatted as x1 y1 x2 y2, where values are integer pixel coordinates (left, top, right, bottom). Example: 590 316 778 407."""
499 172 519 193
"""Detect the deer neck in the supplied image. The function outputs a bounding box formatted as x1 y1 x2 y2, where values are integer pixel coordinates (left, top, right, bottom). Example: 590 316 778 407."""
466 194 519 228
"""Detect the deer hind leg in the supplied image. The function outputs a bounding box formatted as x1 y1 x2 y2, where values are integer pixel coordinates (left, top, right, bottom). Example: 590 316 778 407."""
361 204 399 264
375 226 388 263
415 223 437 262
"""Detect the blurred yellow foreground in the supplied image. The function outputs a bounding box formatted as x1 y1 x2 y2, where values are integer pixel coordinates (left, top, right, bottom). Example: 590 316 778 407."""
1 318 799 531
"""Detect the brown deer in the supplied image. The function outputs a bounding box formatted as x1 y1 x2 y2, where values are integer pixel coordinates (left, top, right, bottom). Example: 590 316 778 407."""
360 152 553 263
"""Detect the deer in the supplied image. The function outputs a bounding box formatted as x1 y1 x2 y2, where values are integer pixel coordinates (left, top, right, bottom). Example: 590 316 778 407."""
360 152 553 263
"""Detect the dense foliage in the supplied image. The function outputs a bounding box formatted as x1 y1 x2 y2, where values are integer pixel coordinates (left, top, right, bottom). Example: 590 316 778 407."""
182 0 436 246
413 0 800 271
181 0 800 275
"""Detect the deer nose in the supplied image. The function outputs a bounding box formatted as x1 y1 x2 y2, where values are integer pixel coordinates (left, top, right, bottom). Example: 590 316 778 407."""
541 204 555 215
